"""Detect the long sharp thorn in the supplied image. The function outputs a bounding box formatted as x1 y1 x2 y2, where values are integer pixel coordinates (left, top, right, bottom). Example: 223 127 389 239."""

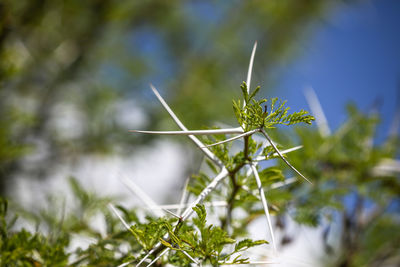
137 245 160 267
246 41 258 93
108 204 131 232
273 145 303 156
177 178 189 216
244 140 269 181
261 129 312 184
146 248 169 267
120 176 164 217
270 177 297 189
181 250 199 265
304 87 331 137
389 84 400 137
162 208 181 219
117 261 134 267
220 260 278 265
201 129 258 148
181 168 229 221
250 164 276 252
146 201 227 211
242 177 297 193
129 128 243 135
149 84 222 166
242 41 258 127
254 145 303 161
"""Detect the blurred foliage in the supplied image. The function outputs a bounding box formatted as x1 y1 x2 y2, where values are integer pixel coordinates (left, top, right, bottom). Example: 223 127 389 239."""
272 104 400 266
0 178 268 266
0 0 350 194
0 178 139 266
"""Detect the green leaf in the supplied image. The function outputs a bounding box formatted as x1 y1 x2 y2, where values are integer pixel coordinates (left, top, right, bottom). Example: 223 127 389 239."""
192 204 207 229
249 86 260 100
160 238 173 249
240 82 249 104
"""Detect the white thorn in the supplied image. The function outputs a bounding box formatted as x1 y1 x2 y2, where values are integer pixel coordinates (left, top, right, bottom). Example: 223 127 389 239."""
270 177 297 189
137 245 161 267
108 204 131 232
246 41 258 93
149 84 222 166
304 86 331 137
117 260 134 267
146 247 169 267
201 129 258 148
220 260 278 265
261 129 312 184
177 178 190 216
129 128 244 135
181 250 199 265
250 164 277 252
120 176 164 217
244 140 270 183
162 208 181 219
181 167 229 221
254 145 303 161
145 201 228 211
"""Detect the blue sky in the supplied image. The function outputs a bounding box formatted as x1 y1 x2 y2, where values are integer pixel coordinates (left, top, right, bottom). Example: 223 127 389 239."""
275 0 400 141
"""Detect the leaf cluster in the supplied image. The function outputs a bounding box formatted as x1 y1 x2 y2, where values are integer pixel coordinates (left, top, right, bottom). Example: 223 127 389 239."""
233 82 314 131
276 104 400 265
154 204 267 266
0 198 69 266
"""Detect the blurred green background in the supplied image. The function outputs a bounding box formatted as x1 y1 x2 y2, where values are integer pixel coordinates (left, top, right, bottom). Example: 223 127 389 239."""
0 0 346 195
1 1 400 266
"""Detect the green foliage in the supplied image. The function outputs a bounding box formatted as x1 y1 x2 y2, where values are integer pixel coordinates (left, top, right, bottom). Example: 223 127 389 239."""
0 0 341 196
0 179 142 266
0 198 69 266
233 82 314 131
153 204 267 266
130 218 172 251
278 104 400 266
